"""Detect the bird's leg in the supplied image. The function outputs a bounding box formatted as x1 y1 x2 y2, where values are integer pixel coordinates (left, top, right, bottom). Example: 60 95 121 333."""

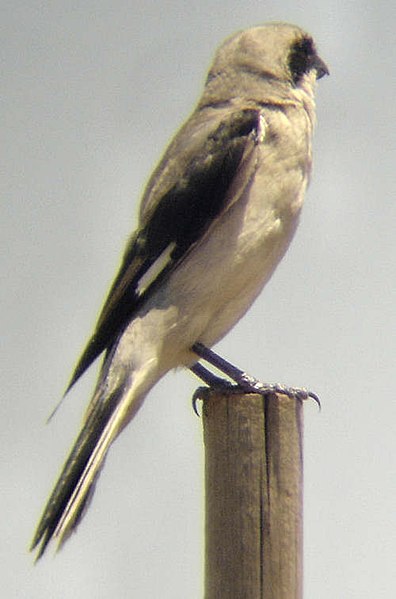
191 342 320 407
190 362 232 388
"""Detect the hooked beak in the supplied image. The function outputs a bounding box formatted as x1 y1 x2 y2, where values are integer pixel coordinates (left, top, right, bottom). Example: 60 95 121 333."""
313 55 329 79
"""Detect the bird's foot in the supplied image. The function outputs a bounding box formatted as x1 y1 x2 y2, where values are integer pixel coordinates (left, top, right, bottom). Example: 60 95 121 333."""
191 378 236 416
190 342 320 412
236 372 321 407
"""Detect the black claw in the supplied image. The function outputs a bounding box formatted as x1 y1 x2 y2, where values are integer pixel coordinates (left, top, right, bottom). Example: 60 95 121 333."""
192 387 209 416
307 390 321 410
191 380 244 416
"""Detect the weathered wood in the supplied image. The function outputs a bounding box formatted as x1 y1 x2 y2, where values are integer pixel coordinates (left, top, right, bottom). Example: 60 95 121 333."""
203 391 303 599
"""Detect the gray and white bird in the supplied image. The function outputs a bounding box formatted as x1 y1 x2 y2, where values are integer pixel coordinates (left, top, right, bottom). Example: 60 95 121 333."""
31 22 328 558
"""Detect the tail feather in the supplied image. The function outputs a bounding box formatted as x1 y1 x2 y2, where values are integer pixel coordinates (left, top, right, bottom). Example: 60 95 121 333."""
31 385 124 559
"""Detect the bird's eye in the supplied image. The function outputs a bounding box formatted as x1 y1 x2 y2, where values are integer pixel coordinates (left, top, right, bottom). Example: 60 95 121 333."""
288 37 315 85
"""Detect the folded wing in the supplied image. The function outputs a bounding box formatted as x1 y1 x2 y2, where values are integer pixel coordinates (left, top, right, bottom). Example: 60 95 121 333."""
66 108 262 392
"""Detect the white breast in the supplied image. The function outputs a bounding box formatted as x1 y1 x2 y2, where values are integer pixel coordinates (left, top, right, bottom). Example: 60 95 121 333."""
127 103 314 368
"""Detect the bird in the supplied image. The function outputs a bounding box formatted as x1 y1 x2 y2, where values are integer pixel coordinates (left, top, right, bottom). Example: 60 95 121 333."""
31 22 328 559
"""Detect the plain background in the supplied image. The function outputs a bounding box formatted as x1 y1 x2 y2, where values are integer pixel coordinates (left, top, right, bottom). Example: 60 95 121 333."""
2 1 395 597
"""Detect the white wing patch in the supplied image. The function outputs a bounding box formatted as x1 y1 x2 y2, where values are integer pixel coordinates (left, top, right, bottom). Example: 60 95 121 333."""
136 242 176 297
257 113 267 143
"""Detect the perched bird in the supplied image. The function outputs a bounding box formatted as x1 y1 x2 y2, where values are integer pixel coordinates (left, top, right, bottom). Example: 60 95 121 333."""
31 22 328 558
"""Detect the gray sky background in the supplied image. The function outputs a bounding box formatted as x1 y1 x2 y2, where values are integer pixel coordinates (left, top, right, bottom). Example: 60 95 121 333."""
2 1 395 597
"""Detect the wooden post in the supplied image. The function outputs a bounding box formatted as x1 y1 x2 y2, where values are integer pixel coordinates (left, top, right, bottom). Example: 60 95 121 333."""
202 391 303 599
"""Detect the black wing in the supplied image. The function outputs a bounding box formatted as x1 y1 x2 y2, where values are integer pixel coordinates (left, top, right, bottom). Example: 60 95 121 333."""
66 108 261 391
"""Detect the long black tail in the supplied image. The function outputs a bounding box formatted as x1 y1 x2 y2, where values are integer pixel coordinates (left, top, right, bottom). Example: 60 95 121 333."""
31 385 123 559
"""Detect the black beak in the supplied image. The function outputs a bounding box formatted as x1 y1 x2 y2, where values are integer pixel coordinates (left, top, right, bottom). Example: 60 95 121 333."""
313 55 329 79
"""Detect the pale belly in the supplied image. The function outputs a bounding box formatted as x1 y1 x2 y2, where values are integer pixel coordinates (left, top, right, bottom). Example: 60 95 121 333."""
161 158 308 360
118 110 311 374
